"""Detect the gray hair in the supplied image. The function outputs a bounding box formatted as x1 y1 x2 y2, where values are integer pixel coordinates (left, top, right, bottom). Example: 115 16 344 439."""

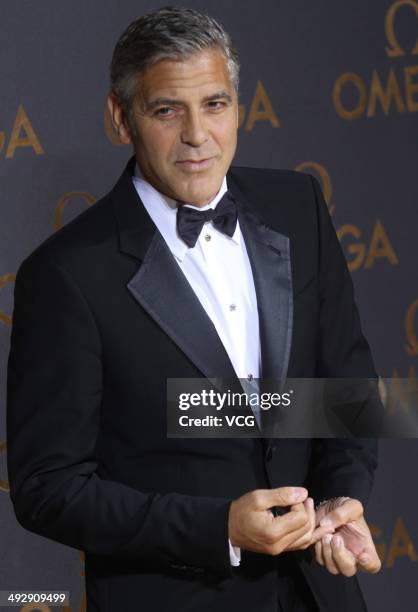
109 6 240 115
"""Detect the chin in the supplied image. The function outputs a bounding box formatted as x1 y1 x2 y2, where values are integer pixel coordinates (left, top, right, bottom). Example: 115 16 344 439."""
185 178 222 203
185 189 217 206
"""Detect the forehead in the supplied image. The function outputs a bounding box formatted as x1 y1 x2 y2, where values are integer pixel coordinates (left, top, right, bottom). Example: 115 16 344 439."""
137 48 234 101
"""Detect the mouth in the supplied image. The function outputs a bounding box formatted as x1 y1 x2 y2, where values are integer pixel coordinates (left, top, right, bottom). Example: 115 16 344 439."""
175 157 215 172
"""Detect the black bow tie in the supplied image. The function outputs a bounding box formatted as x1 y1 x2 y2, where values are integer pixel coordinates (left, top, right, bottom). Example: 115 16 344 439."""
176 191 238 248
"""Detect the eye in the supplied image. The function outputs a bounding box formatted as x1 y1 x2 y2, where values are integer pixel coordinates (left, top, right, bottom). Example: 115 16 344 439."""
155 107 175 117
207 100 226 111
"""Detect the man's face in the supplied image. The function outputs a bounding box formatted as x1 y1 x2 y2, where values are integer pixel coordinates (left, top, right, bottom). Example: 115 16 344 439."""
110 48 239 206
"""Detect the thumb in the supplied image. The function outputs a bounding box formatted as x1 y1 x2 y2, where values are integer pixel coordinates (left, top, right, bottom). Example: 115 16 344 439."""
268 486 308 508
358 548 382 573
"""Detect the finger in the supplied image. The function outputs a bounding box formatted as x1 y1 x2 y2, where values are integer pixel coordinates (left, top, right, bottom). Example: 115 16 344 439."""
277 518 314 553
302 498 335 545
252 487 308 511
315 540 324 566
289 502 306 512
288 498 316 548
271 505 310 539
285 525 314 549
321 534 339 574
320 498 364 530
310 523 335 544
291 498 314 518
269 506 312 551
306 497 315 531
289 498 314 518
263 516 312 555
287 499 335 549
357 550 382 574
330 535 357 577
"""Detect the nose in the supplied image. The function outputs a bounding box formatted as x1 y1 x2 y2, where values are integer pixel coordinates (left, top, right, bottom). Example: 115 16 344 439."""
180 109 208 147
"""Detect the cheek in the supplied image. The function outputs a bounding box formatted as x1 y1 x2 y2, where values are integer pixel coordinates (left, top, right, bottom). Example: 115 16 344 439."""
213 120 237 148
141 126 175 160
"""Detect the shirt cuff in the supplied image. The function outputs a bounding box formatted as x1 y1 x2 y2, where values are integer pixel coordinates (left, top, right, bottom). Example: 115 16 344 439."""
228 538 241 566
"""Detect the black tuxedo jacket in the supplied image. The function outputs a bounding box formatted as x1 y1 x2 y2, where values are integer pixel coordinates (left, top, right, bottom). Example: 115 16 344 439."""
7 156 378 611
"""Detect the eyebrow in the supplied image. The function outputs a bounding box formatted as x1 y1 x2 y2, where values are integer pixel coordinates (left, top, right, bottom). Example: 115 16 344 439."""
145 90 233 111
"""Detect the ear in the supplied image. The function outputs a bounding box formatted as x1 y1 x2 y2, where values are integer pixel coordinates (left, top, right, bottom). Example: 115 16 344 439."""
107 93 133 145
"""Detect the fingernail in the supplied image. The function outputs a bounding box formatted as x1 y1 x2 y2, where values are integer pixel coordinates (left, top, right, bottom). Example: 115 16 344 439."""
323 534 332 544
333 535 342 547
320 517 332 527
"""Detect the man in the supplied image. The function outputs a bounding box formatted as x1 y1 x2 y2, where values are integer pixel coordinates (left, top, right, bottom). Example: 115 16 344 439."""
7 6 381 612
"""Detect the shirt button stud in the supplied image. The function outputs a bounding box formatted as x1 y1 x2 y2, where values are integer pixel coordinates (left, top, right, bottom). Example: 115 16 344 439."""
204 234 211 241
229 304 237 311
247 373 253 381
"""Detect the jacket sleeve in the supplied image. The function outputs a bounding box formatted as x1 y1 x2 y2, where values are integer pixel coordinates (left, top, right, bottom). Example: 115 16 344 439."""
6 253 233 576
305 175 379 508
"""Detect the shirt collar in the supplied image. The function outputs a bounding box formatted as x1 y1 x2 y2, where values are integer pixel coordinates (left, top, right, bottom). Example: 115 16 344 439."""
132 163 240 262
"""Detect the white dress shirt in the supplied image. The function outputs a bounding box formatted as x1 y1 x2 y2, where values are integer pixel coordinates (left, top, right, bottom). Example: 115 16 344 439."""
132 164 262 567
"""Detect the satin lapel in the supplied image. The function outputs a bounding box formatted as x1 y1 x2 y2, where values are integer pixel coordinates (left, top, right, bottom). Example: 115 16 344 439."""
112 157 238 387
127 231 239 383
230 188 293 386
228 179 294 448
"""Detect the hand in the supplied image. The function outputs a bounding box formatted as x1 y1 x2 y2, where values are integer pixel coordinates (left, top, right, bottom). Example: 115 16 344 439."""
228 487 334 556
284 496 335 552
314 497 381 576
